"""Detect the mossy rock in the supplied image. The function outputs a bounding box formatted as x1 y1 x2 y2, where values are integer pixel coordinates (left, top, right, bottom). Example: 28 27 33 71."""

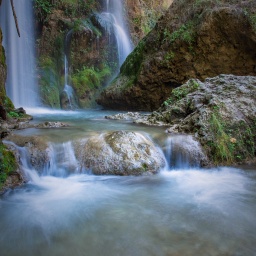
0 143 17 188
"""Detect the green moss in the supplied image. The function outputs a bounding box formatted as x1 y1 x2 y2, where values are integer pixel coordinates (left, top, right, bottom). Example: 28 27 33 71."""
163 79 200 106
71 65 111 101
0 143 17 188
120 39 146 77
163 21 196 46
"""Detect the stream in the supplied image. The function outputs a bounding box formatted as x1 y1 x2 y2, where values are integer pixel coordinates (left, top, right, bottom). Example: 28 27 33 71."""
1 109 256 256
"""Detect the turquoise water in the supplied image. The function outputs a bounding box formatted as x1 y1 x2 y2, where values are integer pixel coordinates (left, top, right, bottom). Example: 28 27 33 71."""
1 109 256 256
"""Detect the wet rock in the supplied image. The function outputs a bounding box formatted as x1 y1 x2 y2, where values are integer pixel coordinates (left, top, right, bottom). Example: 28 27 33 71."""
75 131 166 175
105 112 149 121
36 121 69 128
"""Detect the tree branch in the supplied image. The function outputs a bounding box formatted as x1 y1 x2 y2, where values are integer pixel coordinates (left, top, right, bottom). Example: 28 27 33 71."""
10 0 20 37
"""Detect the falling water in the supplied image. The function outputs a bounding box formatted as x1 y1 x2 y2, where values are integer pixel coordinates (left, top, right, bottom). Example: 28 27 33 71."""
103 0 133 66
164 135 207 169
62 30 78 109
0 0 39 108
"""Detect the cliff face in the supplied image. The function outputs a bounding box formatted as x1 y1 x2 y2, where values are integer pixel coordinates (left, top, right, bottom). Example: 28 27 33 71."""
36 0 170 109
97 0 256 111
124 0 173 44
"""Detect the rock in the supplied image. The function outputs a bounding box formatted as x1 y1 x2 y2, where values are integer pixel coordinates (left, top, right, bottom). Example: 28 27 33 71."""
13 107 26 115
36 121 69 128
105 112 149 121
137 75 256 165
75 131 166 175
124 0 173 44
97 0 256 111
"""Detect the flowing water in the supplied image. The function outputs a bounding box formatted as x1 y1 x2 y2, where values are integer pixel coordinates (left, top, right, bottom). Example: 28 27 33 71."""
99 0 133 66
0 0 39 108
1 109 256 256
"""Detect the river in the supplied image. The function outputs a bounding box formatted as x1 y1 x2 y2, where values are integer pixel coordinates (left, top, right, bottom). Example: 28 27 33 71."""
1 109 256 256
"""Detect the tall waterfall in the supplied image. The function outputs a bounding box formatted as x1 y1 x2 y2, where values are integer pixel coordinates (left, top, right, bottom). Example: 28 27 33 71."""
0 0 39 108
103 0 133 66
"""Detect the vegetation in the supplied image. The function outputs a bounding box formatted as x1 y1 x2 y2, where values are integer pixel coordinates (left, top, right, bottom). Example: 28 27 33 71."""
38 56 61 108
207 109 256 165
34 0 97 22
163 21 195 46
71 65 111 105
163 79 200 106
0 143 17 189
120 39 146 78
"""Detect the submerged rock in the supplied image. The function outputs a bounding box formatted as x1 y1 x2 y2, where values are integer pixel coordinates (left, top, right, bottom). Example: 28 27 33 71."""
76 131 166 175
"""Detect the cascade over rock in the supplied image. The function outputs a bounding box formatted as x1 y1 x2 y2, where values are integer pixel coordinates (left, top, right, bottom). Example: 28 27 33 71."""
5 134 50 173
97 0 256 111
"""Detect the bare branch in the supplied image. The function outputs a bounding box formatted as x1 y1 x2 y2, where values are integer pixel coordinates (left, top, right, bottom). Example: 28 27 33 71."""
10 0 20 37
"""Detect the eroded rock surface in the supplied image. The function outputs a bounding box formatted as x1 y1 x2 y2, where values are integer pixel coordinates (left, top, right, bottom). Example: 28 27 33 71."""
75 131 166 175
135 75 256 165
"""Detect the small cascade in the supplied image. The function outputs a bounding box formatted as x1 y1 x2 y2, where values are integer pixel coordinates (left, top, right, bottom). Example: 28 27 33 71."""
3 141 40 183
164 135 207 169
0 0 40 108
97 0 133 67
44 142 80 177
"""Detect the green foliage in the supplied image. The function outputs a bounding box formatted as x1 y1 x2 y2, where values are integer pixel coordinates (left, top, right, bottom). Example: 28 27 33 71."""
7 111 19 118
71 65 111 98
207 110 256 165
208 111 235 164
3 96 14 111
34 0 54 22
163 21 195 46
0 143 17 189
163 79 200 106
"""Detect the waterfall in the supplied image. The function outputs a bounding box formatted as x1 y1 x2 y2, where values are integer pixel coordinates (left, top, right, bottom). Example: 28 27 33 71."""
44 142 80 177
164 135 207 169
62 30 78 109
101 0 133 67
0 0 39 108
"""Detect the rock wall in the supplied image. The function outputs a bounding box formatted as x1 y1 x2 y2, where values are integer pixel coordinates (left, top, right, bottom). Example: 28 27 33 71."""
97 0 256 111
37 1 119 109
125 0 173 44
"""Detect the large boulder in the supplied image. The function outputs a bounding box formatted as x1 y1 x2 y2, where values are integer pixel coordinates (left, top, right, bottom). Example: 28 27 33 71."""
75 131 166 175
97 0 256 111
134 75 256 165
